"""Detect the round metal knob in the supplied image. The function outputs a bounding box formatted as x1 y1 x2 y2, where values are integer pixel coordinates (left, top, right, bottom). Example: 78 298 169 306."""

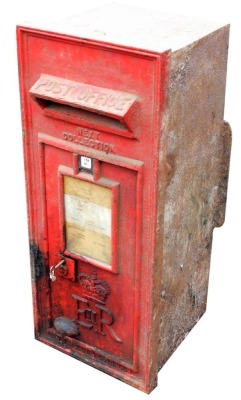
53 317 80 337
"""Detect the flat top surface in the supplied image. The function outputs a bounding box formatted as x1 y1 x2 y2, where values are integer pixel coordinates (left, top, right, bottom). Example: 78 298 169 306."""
20 4 227 53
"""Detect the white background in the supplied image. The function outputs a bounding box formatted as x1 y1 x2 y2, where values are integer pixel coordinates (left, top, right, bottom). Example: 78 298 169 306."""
0 1 240 399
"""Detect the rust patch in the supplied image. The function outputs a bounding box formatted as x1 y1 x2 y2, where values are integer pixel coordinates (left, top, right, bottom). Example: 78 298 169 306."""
213 121 232 227
29 241 46 281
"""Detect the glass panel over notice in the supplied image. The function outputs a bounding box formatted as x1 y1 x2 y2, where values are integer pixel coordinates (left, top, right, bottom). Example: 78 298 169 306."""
64 176 112 265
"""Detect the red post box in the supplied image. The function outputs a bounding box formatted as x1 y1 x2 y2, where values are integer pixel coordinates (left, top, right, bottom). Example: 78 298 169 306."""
17 5 231 393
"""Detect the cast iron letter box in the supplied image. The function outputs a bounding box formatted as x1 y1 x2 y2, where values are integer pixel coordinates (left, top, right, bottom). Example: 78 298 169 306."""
17 5 231 393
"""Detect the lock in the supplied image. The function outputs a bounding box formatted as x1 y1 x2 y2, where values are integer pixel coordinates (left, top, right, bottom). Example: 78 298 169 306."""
49 257 76 282
17 4 231 394
49 259 66 281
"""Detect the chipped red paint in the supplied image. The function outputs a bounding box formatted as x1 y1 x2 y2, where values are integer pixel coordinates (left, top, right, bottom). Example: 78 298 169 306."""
17 25 169 393
17 14 231 392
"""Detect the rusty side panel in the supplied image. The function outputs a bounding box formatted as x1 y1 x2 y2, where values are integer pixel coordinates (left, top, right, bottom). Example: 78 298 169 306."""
156 26 231 369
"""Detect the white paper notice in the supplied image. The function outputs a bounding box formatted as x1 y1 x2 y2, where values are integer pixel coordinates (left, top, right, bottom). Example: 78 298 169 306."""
63 176 112 265
64 194 111 237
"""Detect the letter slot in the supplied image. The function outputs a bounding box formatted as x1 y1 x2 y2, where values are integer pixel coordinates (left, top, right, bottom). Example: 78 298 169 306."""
30 74 138 136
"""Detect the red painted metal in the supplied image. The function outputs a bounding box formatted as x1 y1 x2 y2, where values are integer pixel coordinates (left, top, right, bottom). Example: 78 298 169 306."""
17 25 169 393
30 74 138 128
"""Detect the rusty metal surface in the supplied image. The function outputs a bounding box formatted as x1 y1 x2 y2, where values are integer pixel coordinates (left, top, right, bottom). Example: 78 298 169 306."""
157 26 231 370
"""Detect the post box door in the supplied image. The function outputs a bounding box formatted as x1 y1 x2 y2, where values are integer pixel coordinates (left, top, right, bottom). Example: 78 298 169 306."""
39 135 143 372
17 26 169 391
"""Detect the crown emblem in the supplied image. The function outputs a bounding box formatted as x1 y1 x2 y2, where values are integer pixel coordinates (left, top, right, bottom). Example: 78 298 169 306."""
78 271 111 304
